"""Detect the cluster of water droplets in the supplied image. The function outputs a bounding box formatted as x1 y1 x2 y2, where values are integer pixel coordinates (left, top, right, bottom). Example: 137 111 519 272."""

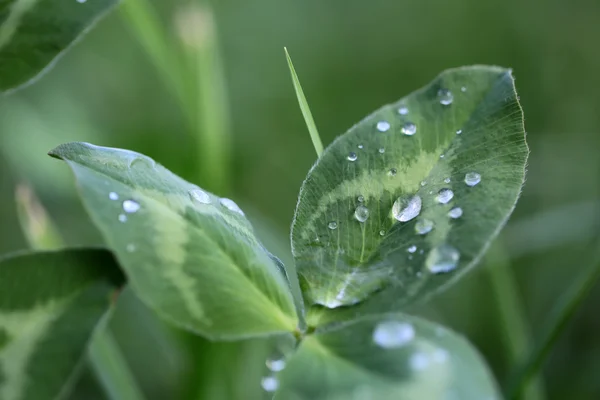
261 353 287 394
108 192 139 252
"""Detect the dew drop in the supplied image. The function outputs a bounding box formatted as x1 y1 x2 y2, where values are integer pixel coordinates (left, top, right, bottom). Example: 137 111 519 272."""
438 88 454 105
426 244 460 273
372 321 415 348
465 172 481 186
436 188 454 204
410 352 430 371
420 180 427 187
76 0 87 3
358 144 364 149
461 86 467 92
448 207 463 219
328 221 338 230
122 200 140 213
189 188 211 204
392 195 422 222
456 129 462 135
347 152 358 161
379 230 386 236
109 192 119 201
388 168 397 177
379 148 386 154
354 205 370 223
266 358 286 372
376 121 391 132
415 219 434 235
440 154 445 158
398 106 409 115
126 244 136 253
220 198 245 215
443 177 451 183
407 245 417 253
401 122 417 136
261 376 279 392
357 195 365 203
118 214 127 223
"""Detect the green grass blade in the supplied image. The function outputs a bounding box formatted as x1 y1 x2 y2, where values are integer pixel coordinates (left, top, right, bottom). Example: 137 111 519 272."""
284 48 324 157
15 183 64 250
507 240 600 399
89 329 146 400
486 241 546 400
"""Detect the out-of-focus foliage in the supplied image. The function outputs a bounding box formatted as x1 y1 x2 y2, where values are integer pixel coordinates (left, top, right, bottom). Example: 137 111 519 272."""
0 0 599 399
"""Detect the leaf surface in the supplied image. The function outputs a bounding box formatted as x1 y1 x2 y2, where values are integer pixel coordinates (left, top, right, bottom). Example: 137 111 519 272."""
50 142 298 339
0 0 119 93
275 314 500 400
291 66 528 318
0 249 123 400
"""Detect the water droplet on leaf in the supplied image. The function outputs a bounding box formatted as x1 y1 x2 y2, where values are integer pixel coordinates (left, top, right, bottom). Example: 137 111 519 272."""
357 144 364 149
261 376 279 392
266 357 286 372
448 207 463 219
379 230 386 236
347 152 358 161
220 198 245 215
189 189 211 204
415 219 434 235
376 121 391 132
426 244 460 273
456 129 462 135
436 188 454 204
443 177 451 183
328 221 338 230
123 200 140 213
438 88 454 105
420 180 427 187
388 168 397 177
378 148 385 154
109 192 119 201
372 321 415 348
407 245 417 253
118 214 127 223
354 205 369 222
461 86 467 92
357 195 365 203
465 172 481 186
398 106 409 115
401 122 417 136
392 195 422 222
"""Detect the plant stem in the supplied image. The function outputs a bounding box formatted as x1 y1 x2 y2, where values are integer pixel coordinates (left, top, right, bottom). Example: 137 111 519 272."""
89 329 146 400
14 183 64 249
507 240 600 399
284 47 324 157
486 241 546 400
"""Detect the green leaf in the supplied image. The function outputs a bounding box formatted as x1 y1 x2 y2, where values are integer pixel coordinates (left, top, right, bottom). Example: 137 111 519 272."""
15 183 64 250
291 66 528 318
0 0 119 94
49 142 298 339
274 314 500 399
0 249 124 400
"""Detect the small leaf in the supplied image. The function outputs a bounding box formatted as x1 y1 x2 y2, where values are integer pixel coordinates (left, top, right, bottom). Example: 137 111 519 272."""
291 66 528 317
49 142 298 339
0 249 123 400
274 314 500 400
0 0 119 94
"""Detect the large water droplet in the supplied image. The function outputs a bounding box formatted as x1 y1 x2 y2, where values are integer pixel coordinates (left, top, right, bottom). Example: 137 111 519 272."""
376 121 391 132
109 192 119 201
407 245 417 253
266 357 286 372
328 221 338 230
465 172 481 186
448 207 463 219
436 188 454 204
401 122 417 136
392 195 422 222
261 376 279 392
220 198 244 215
118 214 127 223
426 244 460 273
189 189 211 204
354 205 369 222
415 219 434 235
123 200 140 213
372 321 415 348
347 152 358 161
398 106 409 115
410 352 430 371
438 89 454 105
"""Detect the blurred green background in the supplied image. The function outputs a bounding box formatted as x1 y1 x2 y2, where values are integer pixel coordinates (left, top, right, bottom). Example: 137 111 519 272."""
1 0 600 399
